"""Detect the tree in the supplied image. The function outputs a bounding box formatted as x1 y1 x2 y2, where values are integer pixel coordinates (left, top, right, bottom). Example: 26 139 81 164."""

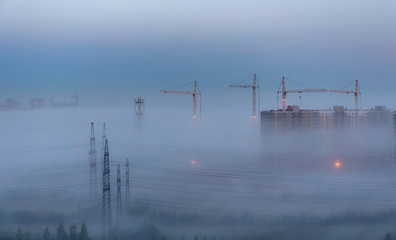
78 223 89 240
24 231 31 240
43 227 51 240
15 227 24 240
386 232 392 240
69 224 78 240
56 223 68 240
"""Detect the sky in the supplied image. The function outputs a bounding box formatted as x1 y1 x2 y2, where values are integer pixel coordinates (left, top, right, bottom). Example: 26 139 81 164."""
0 0 395 109
1 2 396 235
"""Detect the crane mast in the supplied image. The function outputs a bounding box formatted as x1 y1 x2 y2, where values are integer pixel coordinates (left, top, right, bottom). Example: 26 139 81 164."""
193 81 197 119
160 81 200 119
282 77 286 111
229 74 259 118
252 74 257 118
355 79 359 110
329 79 360 110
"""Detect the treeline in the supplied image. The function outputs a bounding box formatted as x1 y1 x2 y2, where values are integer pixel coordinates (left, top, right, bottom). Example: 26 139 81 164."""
0 222 161 240
0 223 89 240
0 220 394 240
2 202 396 240
0 208 99 226
130 202 396 227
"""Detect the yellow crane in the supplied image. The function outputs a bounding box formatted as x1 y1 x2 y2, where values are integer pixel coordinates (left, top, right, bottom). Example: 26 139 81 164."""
279 76 328 111
160 81 201 119
329 80 360 110
229 74 259 118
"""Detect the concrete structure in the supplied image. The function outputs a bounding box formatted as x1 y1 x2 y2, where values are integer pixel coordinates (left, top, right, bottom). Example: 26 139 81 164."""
260 105 393 169
1 98 20 110
29 98 45 109
261 105 392 134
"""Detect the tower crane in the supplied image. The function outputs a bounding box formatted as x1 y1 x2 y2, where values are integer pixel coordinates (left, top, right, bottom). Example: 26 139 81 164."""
160 81 201 119
329 80 360 110
71 92 78 108
279 76 328 111
229 74 259 118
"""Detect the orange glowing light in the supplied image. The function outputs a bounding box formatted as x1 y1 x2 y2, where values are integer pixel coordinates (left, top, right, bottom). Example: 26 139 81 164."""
193 115 197 119
334 161 342 168
191 160 196 165
252 116 257 119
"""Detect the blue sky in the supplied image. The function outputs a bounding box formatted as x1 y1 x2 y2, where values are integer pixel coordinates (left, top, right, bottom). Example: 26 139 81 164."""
0 0 395 109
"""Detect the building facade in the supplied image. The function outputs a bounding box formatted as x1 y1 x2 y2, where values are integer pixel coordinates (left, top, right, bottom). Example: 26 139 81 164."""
260 105 393 168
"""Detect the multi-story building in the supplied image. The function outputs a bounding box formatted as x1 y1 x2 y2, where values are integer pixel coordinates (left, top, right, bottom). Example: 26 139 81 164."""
260 105 393 168
29 98 46 109
261 105 392 133
1 98 20 110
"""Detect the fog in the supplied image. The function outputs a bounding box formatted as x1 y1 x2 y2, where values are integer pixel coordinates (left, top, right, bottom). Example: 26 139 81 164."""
1 0 396 238
0 104 395 239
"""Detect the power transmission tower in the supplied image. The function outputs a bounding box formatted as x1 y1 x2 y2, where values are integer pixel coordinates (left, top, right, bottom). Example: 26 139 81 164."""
71 92 78 108
101 123 107 174
102 139 112 240
117 164 122 223
134 96 145 127
89 122 97 195
393 113 396 173
125 158 130 214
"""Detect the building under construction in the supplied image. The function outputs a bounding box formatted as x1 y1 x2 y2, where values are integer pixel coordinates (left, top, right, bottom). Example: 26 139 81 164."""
261 105 392 133
260 105 394 170
260 77 395 170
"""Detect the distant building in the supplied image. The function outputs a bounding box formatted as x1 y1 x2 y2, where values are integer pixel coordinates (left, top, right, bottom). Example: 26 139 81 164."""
261 105 322 134
366 105 392 127
260 105 393 167
2 98 20 110
29 98 46 109
261 105 392 134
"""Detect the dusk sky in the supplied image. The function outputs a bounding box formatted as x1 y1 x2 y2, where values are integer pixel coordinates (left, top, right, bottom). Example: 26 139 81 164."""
2 3 396 238
0 0 395 109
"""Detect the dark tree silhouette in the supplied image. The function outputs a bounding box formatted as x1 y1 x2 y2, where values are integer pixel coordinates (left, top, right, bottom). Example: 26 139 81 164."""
78 223 89 240
56 223 68 240
386 232 392 240
15 227 24 240
43 227 51 240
